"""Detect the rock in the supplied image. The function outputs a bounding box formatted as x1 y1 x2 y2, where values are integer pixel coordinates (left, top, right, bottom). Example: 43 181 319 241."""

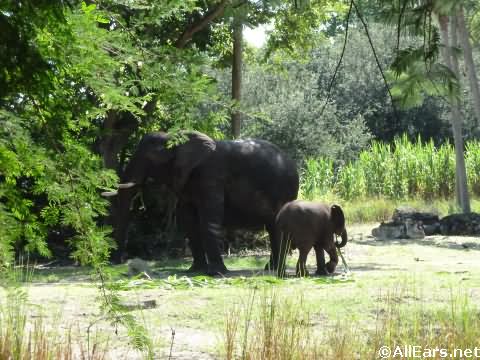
422 223 440 236
372 219 426 240
440 213 480 235
372 207 480 239
372 207 432 240
127 257 152 277
372 221 405 240
394 206 440 236
392 206 440 224
405 218 425 239
392 206 440 235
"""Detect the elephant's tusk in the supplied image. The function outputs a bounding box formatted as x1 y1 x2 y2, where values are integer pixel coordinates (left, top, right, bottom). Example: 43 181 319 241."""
118 182 136 189
101 190 119 197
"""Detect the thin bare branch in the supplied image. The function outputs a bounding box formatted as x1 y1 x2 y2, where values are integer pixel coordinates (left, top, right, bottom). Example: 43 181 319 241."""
352 0 399 123
319 0 353 118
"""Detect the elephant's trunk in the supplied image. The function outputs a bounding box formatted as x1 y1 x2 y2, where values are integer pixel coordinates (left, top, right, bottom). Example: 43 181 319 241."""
335 229 348 248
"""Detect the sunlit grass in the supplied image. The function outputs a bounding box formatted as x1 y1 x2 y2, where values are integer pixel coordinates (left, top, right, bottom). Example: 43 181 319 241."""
222 285 480 359
0 287 108 360
302 194 480 224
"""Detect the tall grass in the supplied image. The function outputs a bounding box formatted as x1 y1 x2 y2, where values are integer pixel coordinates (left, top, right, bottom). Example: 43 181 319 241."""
0 286 109 360
0 262 109 360
222 286 480 359
223 289 319 360
300 157 334 201
300 135 480 201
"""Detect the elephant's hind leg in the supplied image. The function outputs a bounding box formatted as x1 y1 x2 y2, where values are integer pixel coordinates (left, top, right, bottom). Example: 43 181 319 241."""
197 188 228 276
296 245 311 277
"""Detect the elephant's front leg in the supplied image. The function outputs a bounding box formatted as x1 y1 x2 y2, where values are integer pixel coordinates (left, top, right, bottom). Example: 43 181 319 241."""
314 244 328 276
296 246 310 277
324 245 339 274
110 188 136 264
177 202 207 273
197 189 228 276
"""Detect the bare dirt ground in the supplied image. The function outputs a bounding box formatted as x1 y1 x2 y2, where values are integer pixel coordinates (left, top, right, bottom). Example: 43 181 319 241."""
2 223 480 359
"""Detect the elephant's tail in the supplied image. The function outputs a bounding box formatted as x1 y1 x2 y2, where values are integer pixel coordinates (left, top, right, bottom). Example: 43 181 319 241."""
331 205 347 248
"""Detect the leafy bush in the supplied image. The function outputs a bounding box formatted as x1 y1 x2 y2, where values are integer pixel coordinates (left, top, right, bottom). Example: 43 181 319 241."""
214 58 373 164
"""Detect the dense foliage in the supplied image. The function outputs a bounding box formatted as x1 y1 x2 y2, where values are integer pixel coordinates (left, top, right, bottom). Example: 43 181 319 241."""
228 57 373 163
219 21 479 150
0 1 231 266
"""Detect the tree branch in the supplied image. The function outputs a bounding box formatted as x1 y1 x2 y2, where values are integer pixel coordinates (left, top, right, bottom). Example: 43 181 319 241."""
175 0 229 49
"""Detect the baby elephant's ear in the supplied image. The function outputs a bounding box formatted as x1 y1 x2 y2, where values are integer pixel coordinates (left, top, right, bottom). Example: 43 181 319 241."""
330 204 345 232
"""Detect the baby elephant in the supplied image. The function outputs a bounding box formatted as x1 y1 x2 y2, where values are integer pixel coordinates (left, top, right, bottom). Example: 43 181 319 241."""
275 201 348 277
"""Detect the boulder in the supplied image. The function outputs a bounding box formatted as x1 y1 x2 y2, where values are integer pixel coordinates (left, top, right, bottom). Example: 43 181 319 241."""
127 257 153 277
372 207 432 240
392 206 440 224
392 206 440 235
372 221 406 240
405 218 425 239
373 207 480 239
422 223 441 236
439 213 480 236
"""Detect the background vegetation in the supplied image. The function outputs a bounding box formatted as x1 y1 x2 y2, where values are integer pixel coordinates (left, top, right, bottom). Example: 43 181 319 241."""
300 135 480 201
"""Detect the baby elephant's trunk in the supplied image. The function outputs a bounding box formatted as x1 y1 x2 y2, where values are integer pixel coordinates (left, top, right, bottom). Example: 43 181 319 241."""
331 204 347 248
335 229 348 248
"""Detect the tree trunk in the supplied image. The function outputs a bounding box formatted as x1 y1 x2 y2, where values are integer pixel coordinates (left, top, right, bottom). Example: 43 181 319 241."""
457 7 480 123
231 20 243 139
438 14 471 213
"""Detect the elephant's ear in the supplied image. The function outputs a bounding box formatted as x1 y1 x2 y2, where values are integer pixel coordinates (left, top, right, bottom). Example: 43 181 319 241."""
331 204 345 234
173 131 216 192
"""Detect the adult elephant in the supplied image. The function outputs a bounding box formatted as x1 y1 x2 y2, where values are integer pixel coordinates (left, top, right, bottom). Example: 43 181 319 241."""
103 131 299 275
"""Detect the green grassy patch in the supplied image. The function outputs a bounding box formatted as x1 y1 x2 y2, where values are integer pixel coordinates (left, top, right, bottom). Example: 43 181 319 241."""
326 196 480 224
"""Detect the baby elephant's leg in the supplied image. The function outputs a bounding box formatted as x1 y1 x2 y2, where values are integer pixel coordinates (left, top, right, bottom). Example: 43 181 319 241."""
314 245 328 275
296 246 311 277
325 246 339 274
